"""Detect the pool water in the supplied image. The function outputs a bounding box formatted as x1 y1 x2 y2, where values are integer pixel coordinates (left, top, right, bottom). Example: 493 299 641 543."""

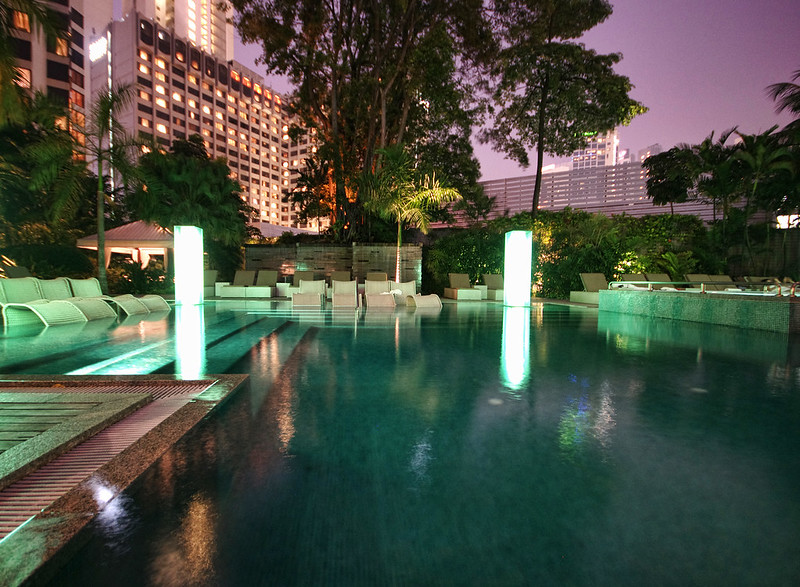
5 302 800 585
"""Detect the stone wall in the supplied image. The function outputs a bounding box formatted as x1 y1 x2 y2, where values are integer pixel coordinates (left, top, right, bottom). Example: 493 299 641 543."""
244 243 422 287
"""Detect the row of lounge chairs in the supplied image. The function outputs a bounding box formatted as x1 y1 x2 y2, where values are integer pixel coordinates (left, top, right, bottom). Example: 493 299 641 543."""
0 277 170 328
572 272 796 304
443 273 504 301
214 269 442 308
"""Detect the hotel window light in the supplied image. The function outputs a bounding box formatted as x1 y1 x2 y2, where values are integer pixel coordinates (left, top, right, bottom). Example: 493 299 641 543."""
156 58 166 69
156 98 167 108
156 123 167 134
155 85 165 95
138 63 149 74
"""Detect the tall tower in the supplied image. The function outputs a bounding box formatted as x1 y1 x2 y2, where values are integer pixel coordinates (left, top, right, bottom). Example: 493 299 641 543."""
121 0 233 61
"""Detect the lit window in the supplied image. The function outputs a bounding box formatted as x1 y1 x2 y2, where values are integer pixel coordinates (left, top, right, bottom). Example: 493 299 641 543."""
138 63 150 74
139 50 150 61
139 117 151 128
239 132 246 140
54 37 69 57
156 123 167 134
188 74 198 84
13 10 31 31
215 122 224 131
270 146 277 153
202 128 210 136
155 85 166 95
156 97 167 108
228 128 236 136
215 111 223 120
202 105 210 114
155 72 166 82
15 67 31 88
227 105 235 114
155 58 166 69
172 92 183 102
227 138 236 146
227 95 236 104
139 90 151 101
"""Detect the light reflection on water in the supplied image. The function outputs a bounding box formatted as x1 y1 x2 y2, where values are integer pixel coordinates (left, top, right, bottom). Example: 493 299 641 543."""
39 303 800 585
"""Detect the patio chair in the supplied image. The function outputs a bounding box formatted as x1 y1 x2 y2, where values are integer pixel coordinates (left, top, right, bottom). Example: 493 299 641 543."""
406 294 442 309
293 279 326 306
482 274 504 301
443 273 482 300
331 279 359 307
66 277 151 315
218 270 256 297
645 273 672 290
389 280 417 305
37 277 117 320
0 277 87 327
246 270 278 298
204 270 218 298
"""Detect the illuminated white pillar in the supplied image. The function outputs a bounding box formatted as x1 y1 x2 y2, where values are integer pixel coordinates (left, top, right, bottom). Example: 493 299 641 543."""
503 230 532 306
501 306 530 390
174 225 204 306
176 304 206 379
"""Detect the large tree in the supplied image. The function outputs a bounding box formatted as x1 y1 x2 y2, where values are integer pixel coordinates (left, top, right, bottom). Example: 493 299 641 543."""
231 0 492 240
128 134 256 276
482 0 646 214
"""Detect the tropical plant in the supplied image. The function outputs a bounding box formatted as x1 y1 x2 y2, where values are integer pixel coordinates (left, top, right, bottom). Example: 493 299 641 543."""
362 144 461 281
766 67 800 134
129 134 256 275
84 84 140 293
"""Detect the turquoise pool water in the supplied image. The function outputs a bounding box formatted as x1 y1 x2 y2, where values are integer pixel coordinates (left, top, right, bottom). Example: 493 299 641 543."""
4 301 800 585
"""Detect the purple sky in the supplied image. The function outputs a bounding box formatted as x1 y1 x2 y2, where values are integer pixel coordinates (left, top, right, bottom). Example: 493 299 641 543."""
234 0 800 181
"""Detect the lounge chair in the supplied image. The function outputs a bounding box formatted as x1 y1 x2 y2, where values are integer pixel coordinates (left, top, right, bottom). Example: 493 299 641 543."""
203 270 218 298
218 270 256 297
331 279 359 307
246 270 278 298
328 271 351 299
389 280 417 305
366 272 388 282
67 277 152 315
37 277 118 320
619 273 646 285
443 273 482 300
645 273 672 290
364 290 396 308
482 274 504 301
406 294 442 309
293 279 326 306
569 273 609 304
0 277 88 327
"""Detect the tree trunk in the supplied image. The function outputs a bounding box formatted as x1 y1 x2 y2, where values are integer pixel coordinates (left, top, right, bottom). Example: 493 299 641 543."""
532 73 550 216
96 164 108 294
395 217 402 283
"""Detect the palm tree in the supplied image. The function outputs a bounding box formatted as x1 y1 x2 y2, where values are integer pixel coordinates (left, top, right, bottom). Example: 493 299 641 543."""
766 68 800 133
362 143 461 282
84 84 138 293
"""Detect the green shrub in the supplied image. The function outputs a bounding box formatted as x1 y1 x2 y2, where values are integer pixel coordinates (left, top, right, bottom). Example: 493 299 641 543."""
0 245 94 278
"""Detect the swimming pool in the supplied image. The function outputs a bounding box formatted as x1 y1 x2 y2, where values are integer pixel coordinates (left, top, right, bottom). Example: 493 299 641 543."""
5 301 800 585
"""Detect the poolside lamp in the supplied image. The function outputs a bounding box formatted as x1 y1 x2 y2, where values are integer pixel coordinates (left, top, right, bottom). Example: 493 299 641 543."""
503 230 533 307
174 225 204 306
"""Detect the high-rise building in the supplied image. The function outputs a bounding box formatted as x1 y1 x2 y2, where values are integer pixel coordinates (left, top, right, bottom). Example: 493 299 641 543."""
8 0 89 152
88 10 321 230
571 130 619 170
121 0 233 61
637 143 663 163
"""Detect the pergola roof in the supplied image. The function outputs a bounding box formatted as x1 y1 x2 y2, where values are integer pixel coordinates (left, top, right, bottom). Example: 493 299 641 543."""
77 221 174 249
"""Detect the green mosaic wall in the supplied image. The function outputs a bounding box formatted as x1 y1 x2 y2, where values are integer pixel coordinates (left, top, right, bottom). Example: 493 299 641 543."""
598 290 799 334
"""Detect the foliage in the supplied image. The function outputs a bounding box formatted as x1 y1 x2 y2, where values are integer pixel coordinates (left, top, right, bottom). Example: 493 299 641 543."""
361 143 461 280
483 0 646 213
232 0 492 240
766 67 800 134
425 209 723 299
0 244 94 278
128 134 256 276
106 258 170 295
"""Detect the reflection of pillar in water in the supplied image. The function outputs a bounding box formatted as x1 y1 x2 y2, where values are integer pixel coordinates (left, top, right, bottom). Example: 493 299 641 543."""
501 306 530 390
174 225 204 306
176 304 206 379
503 230 532 307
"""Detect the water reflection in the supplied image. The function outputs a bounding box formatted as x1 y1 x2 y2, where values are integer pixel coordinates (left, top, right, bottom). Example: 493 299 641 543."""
175 305 206 379
501 306 530 391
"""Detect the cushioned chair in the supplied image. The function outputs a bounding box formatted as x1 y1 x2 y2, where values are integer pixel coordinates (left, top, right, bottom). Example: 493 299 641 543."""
218 270 256 297
389 280 417 305
406 294 442 309
482 274 504 301
366 272 388 282
331 280 359 307
293 279 326 305
246 270 278 298
443 273 481 300
204 270 218 298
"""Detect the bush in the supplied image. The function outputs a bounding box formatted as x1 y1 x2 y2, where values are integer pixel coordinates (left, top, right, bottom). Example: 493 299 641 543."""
107 259 171 295
0 245 94 278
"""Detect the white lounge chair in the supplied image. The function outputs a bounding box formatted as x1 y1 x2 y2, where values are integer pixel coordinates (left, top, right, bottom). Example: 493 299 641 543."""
37 277 117 320
67 277 152 315
0 277 87 327
331 279 359 307
443 273 481 300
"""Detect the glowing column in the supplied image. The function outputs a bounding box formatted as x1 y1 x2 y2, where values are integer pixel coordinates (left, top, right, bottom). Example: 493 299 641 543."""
174 225 204 306
503 230 532 306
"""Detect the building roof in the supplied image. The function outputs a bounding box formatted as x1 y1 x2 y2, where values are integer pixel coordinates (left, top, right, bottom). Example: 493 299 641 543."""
76 221 174 248
252 222 317 238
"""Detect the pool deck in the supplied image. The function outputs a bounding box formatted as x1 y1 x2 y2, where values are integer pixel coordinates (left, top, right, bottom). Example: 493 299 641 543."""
0 374 248 587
